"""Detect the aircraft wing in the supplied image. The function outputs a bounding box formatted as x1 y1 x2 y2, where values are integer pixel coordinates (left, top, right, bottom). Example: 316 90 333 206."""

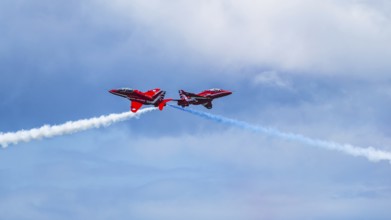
144 88 161 98
130 101 143 113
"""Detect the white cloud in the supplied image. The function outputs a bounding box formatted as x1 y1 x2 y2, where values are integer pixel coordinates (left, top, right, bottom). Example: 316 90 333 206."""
101 0 391 78
253 71 290 88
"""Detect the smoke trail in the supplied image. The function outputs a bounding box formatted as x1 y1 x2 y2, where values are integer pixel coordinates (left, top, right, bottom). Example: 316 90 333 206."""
169 105 391 163
0 107 157 148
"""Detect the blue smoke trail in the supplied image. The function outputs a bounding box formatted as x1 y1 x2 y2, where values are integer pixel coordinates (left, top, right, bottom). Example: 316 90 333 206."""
169 105 391 163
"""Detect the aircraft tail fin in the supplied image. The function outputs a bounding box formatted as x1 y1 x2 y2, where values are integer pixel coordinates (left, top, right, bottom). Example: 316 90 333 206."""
179 89 199 99
202 101 213 109
179 90 188 100
158 99 173 111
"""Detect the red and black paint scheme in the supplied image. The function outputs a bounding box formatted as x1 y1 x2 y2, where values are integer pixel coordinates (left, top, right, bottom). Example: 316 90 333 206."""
109 88 172 113
176 88 232 109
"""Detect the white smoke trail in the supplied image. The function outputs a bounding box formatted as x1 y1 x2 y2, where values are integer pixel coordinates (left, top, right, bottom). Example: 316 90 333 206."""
0 107 157 148
169 105 391 163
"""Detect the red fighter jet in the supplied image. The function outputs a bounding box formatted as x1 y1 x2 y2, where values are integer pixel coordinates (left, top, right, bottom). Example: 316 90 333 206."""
176 88 232 109
109 88 172 112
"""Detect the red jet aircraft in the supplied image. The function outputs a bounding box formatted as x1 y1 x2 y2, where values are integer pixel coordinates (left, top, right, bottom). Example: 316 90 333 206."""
109 88 172 112
176 88 232 109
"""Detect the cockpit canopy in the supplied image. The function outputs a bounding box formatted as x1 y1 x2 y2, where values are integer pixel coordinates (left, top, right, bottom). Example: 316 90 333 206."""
118 88 133 92
209 88 222 92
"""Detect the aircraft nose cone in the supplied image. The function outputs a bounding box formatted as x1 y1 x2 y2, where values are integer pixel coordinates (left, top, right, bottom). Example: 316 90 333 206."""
109 89 117 94
224 90 232 95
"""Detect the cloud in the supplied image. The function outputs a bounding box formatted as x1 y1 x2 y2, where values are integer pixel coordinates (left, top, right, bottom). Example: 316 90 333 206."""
2 0 391 83
253 71 290 88
101 0 391 78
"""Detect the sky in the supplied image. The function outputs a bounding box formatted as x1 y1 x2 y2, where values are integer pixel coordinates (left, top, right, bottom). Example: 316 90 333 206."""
1 0 391 219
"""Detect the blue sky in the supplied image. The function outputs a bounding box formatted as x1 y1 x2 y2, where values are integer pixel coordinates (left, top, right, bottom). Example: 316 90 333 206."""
1 0 391 219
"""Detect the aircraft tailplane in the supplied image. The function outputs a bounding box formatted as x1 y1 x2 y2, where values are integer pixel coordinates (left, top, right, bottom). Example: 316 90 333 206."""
158 99 173 111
